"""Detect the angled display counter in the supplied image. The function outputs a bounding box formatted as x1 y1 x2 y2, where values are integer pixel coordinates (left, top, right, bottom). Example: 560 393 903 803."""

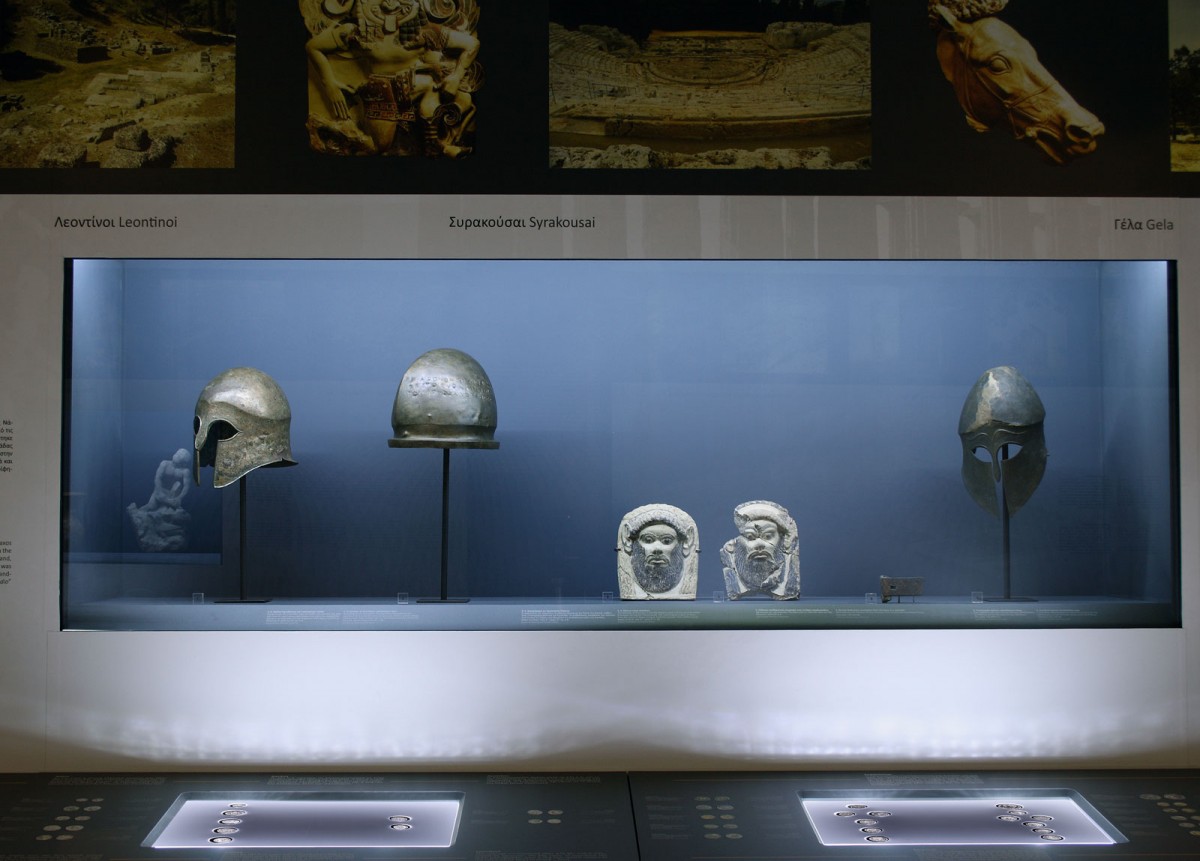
628 769 1200 859
4 770 1200 859
0 772 638 858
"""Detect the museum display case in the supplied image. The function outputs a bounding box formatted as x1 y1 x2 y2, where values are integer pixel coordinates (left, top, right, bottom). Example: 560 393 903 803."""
60 257 1178 631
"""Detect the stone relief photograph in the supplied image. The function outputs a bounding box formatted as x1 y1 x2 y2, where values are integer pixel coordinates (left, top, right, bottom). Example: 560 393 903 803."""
927 0 1102 165
1170 0 1200 171
548 0 870 170
878 0 1164 195
0 0 235 168
301 0 481 158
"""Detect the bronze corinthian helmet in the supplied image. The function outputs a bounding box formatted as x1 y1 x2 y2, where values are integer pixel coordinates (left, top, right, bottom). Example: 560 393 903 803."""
958 365 1047 517
193 367 297 488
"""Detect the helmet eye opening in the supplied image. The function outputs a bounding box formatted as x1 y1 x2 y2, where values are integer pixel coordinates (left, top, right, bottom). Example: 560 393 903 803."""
971 443 1024 462
211 420 239 441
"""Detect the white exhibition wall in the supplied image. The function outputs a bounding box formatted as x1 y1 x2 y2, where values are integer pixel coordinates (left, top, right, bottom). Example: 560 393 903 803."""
0 194 1196 772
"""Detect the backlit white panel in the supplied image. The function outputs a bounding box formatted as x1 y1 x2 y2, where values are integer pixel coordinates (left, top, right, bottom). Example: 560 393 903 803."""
145 792 463 849
801 793 1122 846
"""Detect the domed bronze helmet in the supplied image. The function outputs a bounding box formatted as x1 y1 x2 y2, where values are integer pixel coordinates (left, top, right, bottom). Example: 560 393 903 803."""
958 365 1047 517
193 367 297 488
389 348 499 448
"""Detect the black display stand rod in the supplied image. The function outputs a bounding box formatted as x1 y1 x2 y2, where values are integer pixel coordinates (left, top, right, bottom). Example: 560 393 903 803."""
987 445 1034 602
417 447 469 603
240 476 249 602
1000 445 1011 600
215 476 270 603
440 447 451 601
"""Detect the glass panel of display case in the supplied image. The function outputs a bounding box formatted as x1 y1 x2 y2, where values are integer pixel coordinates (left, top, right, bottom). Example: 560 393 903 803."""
60 259 1178 631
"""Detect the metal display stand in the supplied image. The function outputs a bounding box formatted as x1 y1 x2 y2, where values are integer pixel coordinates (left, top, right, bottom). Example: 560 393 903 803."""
389 439 499 603
985 445 1035 602
216 477 271 603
